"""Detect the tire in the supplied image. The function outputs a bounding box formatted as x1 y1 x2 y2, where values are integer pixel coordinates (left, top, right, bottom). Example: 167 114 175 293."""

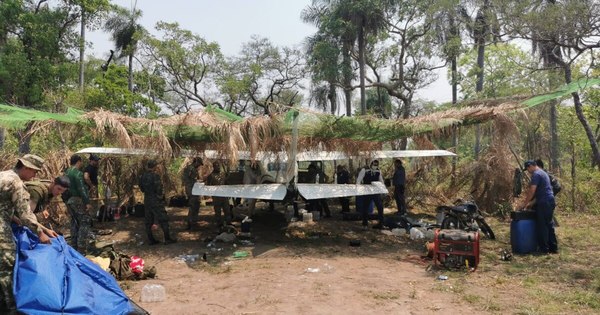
476 218 495 240
441 216 461 230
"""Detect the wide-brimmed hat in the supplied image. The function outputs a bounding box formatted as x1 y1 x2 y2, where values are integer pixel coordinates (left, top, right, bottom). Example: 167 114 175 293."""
18 154 44 171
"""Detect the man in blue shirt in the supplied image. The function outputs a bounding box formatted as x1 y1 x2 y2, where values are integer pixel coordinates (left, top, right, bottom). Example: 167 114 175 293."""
519 160 558 254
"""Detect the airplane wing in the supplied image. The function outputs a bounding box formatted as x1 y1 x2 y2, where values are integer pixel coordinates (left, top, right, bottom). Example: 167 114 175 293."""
370 150 456 158
295 149 456 161
76 147 158 155
297 182 388 200
192 183 288 200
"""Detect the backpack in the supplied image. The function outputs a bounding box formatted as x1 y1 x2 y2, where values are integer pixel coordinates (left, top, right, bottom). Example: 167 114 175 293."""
24 181 50 213
549 174 561 195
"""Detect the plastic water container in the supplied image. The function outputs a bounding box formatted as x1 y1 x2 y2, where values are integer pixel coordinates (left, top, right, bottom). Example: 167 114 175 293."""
409 227 425 240
285 205 295 222
141 284 166 302
303 212 313 223
510 211 538 254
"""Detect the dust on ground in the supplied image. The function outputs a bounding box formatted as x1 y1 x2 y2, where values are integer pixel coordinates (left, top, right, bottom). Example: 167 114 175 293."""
94 202 495 315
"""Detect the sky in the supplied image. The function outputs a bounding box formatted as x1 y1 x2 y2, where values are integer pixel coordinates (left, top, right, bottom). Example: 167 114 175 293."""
88 0 451 105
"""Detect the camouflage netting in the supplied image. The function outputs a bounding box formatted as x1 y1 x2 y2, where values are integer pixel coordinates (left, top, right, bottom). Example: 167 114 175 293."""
1 78 597 161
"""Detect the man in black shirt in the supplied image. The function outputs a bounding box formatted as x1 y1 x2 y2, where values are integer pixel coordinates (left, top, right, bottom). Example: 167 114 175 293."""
335 164 351 213
84 155 100 191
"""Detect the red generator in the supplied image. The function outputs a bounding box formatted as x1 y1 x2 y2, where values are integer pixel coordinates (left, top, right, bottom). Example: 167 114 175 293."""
434 229 480 271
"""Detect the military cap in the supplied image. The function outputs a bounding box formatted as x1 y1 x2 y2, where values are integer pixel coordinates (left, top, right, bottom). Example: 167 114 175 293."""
18 154 44 171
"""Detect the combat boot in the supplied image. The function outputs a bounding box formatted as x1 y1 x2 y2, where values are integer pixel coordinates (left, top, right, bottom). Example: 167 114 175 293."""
161 223 177 245
145 225 159 245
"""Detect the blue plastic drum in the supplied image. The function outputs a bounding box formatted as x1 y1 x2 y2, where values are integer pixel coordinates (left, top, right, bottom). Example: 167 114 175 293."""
510 211 538 254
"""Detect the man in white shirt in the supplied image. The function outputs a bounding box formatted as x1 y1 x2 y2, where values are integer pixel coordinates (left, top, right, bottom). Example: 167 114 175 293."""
356 160 385 229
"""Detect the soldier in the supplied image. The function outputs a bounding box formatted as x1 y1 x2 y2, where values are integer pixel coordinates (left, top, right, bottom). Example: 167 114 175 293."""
140 160 176 245
84 154 101 215
1 154 58 313
64 154 92 254
206 162 231 230
393 159 407 216
25 176 71 229
182 157 203 230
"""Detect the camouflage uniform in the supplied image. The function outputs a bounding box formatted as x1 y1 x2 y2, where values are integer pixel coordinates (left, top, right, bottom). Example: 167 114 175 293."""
0 169 44 312
206 170 230 227
65 166 91 254
182 163 200 226
25 180 52 226
139 168 175 244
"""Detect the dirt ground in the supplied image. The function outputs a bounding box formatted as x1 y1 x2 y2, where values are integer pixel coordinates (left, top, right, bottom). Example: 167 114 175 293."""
93 202 494 315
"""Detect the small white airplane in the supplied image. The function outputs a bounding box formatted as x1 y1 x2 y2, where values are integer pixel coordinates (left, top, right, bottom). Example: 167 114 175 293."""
192 149 456 201
76 147 455 201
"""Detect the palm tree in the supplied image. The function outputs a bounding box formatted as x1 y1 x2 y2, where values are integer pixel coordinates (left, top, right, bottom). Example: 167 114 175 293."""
104 3 143 92
337 0 387 115
303 0 387 116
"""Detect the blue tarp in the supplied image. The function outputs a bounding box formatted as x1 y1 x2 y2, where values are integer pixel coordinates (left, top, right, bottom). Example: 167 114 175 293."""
12 226 141 315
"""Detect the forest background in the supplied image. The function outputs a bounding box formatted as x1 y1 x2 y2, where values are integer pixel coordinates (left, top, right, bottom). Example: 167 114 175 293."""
0 0 600 215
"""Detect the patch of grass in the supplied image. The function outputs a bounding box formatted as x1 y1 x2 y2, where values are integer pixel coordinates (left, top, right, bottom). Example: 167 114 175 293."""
463 293 481 304
504 261 530 275
522 275 540 288
372 290 400 300
191 261 233 274
253 294 282 306
481 297 501 312
559 290 600 310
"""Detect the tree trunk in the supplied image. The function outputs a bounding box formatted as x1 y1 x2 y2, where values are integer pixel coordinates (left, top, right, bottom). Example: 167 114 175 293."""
474 40 485 160
342 45 353 117
358 24 367 116
128 53 134 92
473 1 488 160
451 55 458 182
544 57 563 171
16 124 33 154
78 9 86 92
570 143 575 211
0 128 5 149
399 97 412 150
328 81 337 115
563 64 600 168
549 100 559 170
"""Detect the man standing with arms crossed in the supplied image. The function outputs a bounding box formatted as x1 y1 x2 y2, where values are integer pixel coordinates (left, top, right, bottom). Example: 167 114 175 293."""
140 160 177 245
393 159 407 216
182 157 203 230
0 154 58 313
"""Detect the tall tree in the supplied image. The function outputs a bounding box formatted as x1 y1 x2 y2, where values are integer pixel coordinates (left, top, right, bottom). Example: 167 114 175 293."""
303 0 387 116
139 22 224 113
502 0 600 169
302 1 356 116
104 3 143 92
220 36 306 115
75 0 110 92
367 0 442 130
433 0 470 180
472 0 491 160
